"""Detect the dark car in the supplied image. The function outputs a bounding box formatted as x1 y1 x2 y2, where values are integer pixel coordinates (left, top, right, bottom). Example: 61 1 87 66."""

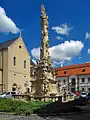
87 93 90 100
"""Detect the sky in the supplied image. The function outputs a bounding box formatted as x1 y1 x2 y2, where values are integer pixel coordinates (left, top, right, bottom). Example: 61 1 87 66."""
0 0 90 67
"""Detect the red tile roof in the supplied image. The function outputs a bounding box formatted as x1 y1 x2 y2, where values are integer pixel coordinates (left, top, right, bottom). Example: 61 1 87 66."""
54 62 90 77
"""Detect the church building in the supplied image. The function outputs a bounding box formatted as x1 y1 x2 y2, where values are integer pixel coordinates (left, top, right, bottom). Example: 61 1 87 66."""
0 35 31 94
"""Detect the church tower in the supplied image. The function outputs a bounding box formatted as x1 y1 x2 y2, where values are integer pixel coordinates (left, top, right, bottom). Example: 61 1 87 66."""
31 5 57 98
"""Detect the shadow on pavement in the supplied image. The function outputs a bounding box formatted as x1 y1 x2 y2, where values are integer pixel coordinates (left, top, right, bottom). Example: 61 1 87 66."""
34 99 85 117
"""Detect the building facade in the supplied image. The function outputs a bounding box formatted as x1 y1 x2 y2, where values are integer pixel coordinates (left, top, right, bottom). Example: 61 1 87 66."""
0 35 31 94
30 5 57 97
55 62 90 95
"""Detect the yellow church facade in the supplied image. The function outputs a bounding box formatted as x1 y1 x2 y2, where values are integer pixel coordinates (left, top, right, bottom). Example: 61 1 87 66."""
0 35 31 94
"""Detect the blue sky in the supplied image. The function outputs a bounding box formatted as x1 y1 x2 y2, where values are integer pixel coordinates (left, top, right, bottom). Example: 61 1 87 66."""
0 0 90 67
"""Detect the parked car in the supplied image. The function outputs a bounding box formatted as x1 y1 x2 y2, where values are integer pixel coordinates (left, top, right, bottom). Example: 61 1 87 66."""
0 92 13 99
80 92 88 99
74 91 80 97
87 92 90 100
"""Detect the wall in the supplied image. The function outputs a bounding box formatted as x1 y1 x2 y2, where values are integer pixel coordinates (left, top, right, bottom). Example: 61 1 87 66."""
8 37 30 94
56 74 90 94
3 49 8 92
0 49 8 92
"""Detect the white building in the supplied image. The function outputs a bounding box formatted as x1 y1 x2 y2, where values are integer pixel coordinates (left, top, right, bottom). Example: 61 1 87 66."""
55 62 90 95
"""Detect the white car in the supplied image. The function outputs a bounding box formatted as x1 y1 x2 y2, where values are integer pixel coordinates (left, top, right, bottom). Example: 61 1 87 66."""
80 92 88 98
0 92 13 99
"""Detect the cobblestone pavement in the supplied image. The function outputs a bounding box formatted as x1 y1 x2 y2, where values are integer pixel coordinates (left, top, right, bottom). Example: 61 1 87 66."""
0 113 90 120
0 114 66 120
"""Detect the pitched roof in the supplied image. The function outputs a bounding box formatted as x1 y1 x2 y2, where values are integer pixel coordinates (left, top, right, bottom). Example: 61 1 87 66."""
55 62 90 77
0 36 19 50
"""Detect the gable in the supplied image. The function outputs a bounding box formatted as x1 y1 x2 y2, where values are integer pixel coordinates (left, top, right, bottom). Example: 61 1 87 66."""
8 36 30 57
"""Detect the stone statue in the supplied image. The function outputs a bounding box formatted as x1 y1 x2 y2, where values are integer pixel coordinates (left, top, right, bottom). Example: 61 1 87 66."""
41 4 46 17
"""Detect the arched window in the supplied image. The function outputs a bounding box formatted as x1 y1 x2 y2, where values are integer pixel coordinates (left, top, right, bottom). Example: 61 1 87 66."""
12 83 17 94
24 60 26 69
13 57 16 66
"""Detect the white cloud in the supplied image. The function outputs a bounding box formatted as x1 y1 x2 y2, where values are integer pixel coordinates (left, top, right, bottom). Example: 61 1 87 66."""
49 40 83 62
32 59 37 65
52 23 72 36
0 6 20 34
31 47 40 60
85 61 90 63
31 40 84 67
85 32 90 40
88 49 90 54
56 36 63 40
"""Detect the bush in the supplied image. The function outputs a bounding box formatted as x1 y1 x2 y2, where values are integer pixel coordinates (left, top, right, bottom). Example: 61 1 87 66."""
0 99 50 115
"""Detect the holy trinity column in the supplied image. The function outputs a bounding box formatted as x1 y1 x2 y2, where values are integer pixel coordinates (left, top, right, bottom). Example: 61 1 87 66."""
31 5 56 97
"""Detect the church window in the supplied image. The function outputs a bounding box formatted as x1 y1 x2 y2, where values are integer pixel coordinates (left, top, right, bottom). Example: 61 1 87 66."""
13 57 16 66
12 87 16 91
24 60 26 69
